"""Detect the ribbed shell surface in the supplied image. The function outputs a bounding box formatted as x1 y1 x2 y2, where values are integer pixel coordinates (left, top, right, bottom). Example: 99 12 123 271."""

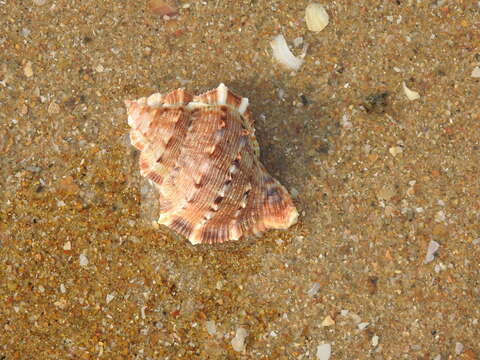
126 84 298 245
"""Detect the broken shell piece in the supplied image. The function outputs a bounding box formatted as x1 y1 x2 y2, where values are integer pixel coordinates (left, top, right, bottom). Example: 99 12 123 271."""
306 3 329 32
126 83 298 245
270 34 304 71
231 327 248 352
402 82 420 100
471 66 480 78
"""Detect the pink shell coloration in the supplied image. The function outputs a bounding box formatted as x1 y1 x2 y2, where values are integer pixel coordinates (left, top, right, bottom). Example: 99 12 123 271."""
125 83 298 245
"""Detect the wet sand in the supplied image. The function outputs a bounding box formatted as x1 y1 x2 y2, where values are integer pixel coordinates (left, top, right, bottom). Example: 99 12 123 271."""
1 1 479 359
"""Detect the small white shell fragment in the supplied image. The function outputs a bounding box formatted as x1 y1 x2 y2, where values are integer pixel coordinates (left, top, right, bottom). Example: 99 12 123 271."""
231 327 248 352
307 282 321 297
316 343 332 360
358 322 370 330
471 66 480 78
270 34 304 71
79 252 89 267
205 320 217 335
306 3 330 32
63 241 72 251
424 240 440 264
402 82 420 100
106 293 115 304
372 335 379 347
321 315 335 327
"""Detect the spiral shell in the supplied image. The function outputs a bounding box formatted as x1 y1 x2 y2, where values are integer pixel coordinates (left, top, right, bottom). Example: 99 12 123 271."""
126 83 298 244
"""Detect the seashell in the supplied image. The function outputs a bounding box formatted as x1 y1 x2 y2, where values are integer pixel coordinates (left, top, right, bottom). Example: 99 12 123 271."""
305 3 329 32
125 83 298 245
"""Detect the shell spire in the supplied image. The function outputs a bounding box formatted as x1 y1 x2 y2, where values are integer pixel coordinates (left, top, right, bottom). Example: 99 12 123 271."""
126 84 298 245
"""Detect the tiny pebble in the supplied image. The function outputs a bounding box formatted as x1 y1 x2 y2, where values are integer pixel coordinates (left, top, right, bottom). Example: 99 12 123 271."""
316 343 331 360
60 284 66 293
21 28 31 37
205 320 216 335
372 335 379 347
307 282 321 297
231 327 248 352
435 210 446 223
455 342 464 355
33 0 47 5
63 241 71 251
79 252 89 267
472 238 480 246
293 37 304 47
358 322 369 330
306 3 329 32
290 187 299 198
321 315 335 327
424 240 440 264
389 145 403 157
471 66 480 78
24 61 33 77
106 293 115 304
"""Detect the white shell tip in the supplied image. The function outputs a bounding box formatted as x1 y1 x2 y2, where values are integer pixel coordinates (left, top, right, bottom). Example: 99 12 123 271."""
147 93 163 107
238 97 249 115
217 83 228 105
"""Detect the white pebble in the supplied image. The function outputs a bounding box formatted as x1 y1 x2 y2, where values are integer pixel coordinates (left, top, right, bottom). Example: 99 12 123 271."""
306 3 329 32
60 283 66 293
372 335 379 347
455 342 464 355
424 240 440 264
79 252 89 267
402 82 420 100
471 66 480 78
63 241 72 251
231 327 248 352
205 320 217 335
307 282 321 297
358 322 369 330
316 343 331 360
